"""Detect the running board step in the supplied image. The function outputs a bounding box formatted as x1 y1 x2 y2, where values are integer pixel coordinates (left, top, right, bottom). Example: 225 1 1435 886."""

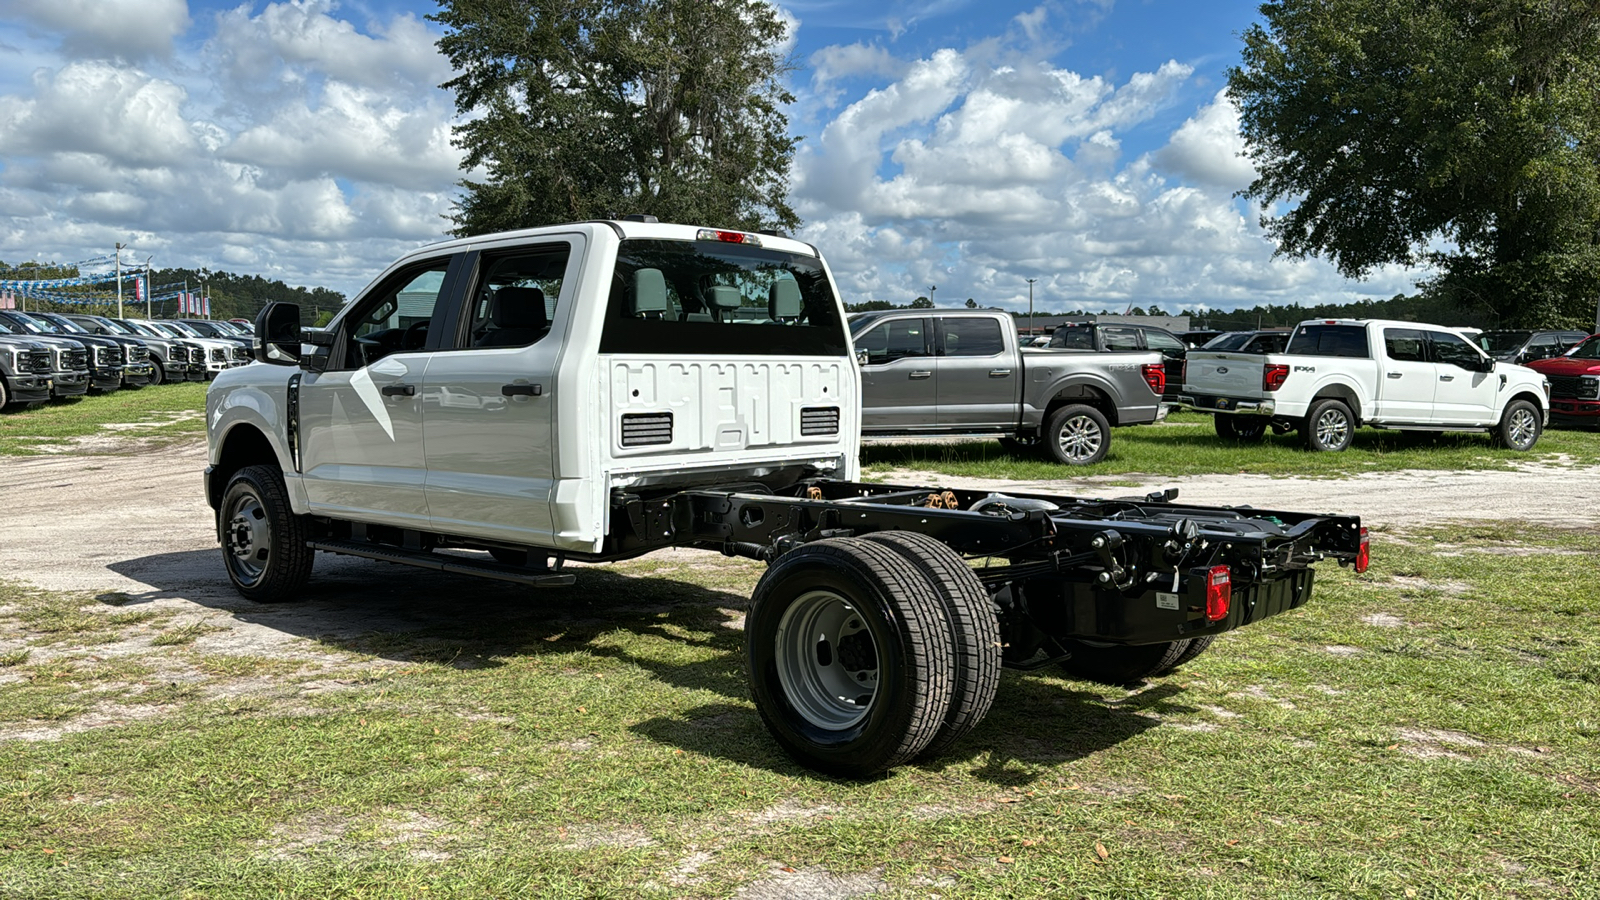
308 540 576 587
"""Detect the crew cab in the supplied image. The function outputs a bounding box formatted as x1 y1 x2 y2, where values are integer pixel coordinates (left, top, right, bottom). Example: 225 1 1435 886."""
1527 333 1600 423
1178 319 1549 451
851 308 1165 465
1046 319 1189 401
205 220 1367 777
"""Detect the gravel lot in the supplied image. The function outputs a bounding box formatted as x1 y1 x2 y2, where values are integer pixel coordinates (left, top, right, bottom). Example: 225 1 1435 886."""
4 436 1597 600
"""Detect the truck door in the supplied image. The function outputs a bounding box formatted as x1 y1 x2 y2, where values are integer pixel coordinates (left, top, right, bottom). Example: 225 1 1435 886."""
421 238 583 546
934 315 1017 429
298 256 460 528
1427 330 1496 424
856 316 936 432
1374 327 1436 422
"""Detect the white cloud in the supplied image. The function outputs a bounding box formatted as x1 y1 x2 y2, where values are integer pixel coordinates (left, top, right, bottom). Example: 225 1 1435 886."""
5 0 189 60
0 62 196 168
1153 89 1257 190
794 46 1423 311
209 1 451 95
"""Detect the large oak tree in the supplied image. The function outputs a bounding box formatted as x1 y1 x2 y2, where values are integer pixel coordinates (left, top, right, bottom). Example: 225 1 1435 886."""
431 0 799 236
1229 0 1600 327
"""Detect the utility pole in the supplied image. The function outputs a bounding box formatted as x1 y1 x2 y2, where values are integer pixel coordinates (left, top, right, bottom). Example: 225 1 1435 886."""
1026 277 1037 335
115 243 125 318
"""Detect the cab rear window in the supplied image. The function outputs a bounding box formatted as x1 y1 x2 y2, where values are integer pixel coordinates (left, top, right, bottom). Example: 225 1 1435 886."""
600 239 849 357
1287 325 1370 358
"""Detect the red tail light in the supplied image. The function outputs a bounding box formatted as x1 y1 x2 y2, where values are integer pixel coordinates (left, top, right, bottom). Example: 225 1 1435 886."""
1141 363 1166 395
1355 527 1370 574
1205 565 1231 621
1263 364 1290 391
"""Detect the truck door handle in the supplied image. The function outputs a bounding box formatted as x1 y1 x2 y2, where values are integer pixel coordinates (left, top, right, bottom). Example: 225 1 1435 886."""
908 371 932 380
501 383 543 397
1387 372 1403 379
380 384 415 397
1439 375 1454 381
988 369 1012 377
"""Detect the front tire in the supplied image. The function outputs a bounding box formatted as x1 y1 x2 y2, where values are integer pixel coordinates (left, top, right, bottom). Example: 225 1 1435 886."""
861 531 1001 760
1043 403 1111 466
1493 399 1542 451
219 464 314 602
148 359 166 385
1302 398 1355 452
747 538 953 777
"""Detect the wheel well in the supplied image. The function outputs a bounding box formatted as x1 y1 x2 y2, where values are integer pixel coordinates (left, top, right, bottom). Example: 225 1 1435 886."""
1044 385 1116 426
1503 391 1546 421
1310 386 1363 426
209 425 280 509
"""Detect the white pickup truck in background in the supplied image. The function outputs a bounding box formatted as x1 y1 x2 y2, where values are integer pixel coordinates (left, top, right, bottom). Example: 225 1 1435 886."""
1177 319 1550 451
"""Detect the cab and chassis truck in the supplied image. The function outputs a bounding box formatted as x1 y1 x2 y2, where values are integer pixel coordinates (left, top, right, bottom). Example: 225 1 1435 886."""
205 220 1368 776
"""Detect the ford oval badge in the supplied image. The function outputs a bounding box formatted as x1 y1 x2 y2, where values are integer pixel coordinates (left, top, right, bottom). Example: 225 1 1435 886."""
1217 366 1229 374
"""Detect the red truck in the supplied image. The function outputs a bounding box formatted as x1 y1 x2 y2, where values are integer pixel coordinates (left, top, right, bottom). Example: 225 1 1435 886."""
1527 333 1600 423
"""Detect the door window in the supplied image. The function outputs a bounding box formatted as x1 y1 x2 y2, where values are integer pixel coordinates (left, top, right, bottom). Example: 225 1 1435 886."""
857 318 929 364
940 318 1005 357
1143 330 1187 354
340 261 452 369
455 246 570 350
1524 336 1560 361
1049 326 1093 349
1100 327 1141 351
1429 331 1484 370
1383 328 1428 362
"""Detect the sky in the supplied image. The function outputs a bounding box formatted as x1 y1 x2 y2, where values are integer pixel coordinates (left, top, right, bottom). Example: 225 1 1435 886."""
0 0 1426 312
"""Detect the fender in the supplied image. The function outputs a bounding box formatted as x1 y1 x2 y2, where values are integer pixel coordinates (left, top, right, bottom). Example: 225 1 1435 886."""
1278 371 1369 421
206 372 309 513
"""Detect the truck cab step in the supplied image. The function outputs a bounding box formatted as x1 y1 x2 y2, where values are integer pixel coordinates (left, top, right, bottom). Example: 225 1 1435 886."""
307 539 576 588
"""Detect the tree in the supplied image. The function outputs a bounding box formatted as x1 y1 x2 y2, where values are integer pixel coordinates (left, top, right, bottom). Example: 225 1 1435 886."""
965 298 977 308
909 296 935 309
432 0 799 237
1229 0 1600 328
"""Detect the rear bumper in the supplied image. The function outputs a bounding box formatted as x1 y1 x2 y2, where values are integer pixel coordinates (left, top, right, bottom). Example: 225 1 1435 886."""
1028 566 1316 646
1176 392 1276 416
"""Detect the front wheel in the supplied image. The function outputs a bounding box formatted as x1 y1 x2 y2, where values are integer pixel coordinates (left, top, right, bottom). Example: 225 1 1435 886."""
1493 399 1542 451
148 359 166 386
1043 404 1111 466
747 538 953 777
1302 398 1354 452
219 464 314 602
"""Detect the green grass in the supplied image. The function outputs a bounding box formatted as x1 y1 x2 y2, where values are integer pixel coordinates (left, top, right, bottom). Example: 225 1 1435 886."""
0 530 1595 898
0 382 206 455
862 409 1600 480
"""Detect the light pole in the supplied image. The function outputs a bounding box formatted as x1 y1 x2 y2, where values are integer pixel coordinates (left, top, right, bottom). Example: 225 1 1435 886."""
144 256 153 319
115 242 125 318
1026 277 1037 335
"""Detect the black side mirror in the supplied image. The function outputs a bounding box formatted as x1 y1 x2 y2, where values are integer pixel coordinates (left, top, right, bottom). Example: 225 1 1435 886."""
255 302 302 365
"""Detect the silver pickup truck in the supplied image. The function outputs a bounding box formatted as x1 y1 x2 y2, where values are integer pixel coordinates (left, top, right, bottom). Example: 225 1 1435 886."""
851 308 1167 465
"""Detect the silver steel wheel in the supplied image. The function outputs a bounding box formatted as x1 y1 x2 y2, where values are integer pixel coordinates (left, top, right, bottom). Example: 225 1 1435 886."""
1315 408 1350 448
224 490 271 586
774 589 879 729
1055 414 1104 462
1507 406 1538 448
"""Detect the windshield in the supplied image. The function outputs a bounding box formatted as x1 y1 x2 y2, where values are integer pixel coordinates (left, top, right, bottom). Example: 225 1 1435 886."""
213 321 245 335
600 238 849 357
1567 336 1600 360
1202 332 1252 351
40 314 90 335
114 319 154 336
162 321 201 337
90 317 133 335
1477 331 1532 355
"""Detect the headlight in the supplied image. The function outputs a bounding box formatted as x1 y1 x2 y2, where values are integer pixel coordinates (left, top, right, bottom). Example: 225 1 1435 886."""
1581 375 1599 400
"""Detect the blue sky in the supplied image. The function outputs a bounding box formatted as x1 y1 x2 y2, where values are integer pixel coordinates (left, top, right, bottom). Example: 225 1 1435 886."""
0 0 1423 310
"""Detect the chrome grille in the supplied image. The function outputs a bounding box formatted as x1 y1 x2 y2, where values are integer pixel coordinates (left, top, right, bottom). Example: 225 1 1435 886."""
27 349 52 375
800 406 841 436
620 413 673 447
66 348 87 370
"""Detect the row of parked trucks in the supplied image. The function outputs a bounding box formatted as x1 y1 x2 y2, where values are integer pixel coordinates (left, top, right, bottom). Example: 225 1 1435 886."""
0 312 255 408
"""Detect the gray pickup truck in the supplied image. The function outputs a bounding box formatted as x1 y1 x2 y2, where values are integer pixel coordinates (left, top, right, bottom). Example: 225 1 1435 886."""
851 308 1167 465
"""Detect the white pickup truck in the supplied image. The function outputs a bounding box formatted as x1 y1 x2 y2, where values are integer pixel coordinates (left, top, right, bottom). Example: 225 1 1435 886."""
1177 319 1550 451
205 220 1368 776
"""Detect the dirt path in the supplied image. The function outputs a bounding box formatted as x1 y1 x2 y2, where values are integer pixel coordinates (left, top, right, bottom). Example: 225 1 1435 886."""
3 438 1595 598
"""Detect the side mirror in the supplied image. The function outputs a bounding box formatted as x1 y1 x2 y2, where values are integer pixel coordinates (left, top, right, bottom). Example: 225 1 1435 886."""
855 349 870 366
1479 353 1497 373
255 302 302 366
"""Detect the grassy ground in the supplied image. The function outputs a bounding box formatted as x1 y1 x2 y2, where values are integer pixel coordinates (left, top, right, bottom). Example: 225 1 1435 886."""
0 526 1595 898
0 382 207 456
862 410 1600 480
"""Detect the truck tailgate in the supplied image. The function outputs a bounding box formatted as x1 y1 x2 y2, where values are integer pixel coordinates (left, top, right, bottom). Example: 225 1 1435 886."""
1184 352 1266 397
